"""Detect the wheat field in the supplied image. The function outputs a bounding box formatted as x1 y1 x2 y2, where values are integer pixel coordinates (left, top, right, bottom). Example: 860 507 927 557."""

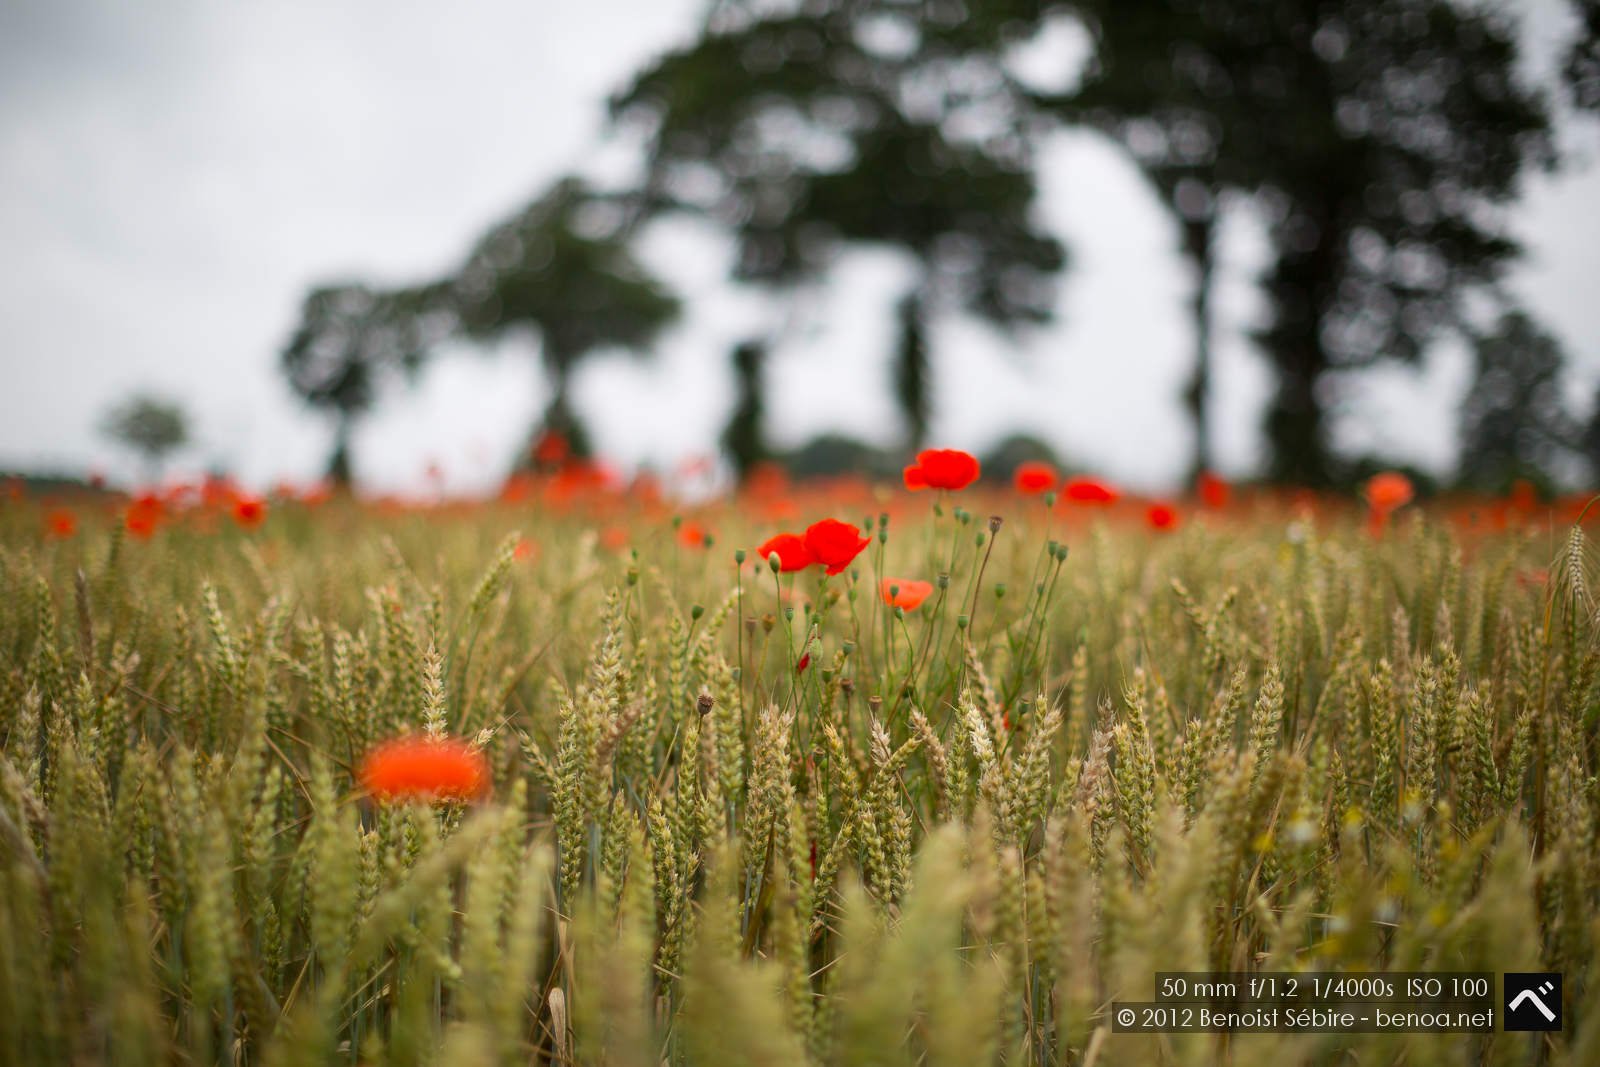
2 484 1596 1066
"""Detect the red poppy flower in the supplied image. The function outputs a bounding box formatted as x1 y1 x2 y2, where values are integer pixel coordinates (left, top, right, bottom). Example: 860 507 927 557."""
677 520 710 548
796 652 811 674
757 533 813 572
1197 470 1231 509
803 518 870 576
1509 478 1538 514
1146 502 1180 531
880 577 934 610
904 448 980 491
124 495 163 539
46 510 77 538
513 537 537 562
232 496 266 529
1364 472 1414 514
1013 461 1057 494
1062 477 1119 505
359 736 488 802
531 429 569 468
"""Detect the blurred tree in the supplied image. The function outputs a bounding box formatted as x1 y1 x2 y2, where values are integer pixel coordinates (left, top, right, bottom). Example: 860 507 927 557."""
1458 310 1577 491
1567 0 1600 111
980 432 1065 483
1041 1 1553 486
1582 384 1600 485
1251 3 1552 485
449 179 681 461
101 395 188 483
719 339 770 480
611 4 1065 455
780 433 901 480
282 180 680 469
281 283 448 484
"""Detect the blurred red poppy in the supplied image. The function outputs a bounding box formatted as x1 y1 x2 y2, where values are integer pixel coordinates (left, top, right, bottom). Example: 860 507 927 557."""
532 429 569 468
677 520 710 548
1197 470 1231 509
1013 461 1057 494
803 518 870 576
1364 472 1414 514
232 496 266 529
513 537 537 562
359 737 488 802
1146 502 1180 531
46 510 77 538
125 495 163 539
758 533 813 572
880 577 934 610
904 448 980 491
1062 477 1119 505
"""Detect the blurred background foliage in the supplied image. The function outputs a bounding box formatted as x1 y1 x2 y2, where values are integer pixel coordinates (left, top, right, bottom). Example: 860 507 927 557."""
275 0 1600 493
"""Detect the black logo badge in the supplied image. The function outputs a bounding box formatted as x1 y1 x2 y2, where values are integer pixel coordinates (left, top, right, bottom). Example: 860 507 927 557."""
1504 973 1562 1032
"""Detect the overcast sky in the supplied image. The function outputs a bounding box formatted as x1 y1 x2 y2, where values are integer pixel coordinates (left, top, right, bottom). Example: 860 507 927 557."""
2 0 1597 495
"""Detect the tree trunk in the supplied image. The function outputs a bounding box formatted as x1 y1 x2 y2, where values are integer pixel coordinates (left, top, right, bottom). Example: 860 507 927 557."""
720 340 768 482
893 291 930 454
1180 214 1215 486
325 417 353 486
1260 200 1341 487
523 361 592 469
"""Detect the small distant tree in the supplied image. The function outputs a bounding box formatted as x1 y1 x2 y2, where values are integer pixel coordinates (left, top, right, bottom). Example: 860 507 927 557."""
1458 311 1578 491
101 395 188 483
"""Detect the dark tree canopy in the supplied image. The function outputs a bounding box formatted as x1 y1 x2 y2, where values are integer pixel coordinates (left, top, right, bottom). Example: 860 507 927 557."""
611 1 1066 456
1567 0 1600 111
1040 1 1554 484
614 0 1552 485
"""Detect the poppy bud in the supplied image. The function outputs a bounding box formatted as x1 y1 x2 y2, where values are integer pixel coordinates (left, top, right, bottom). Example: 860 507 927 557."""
841 640 855 655
957 614 969 629
784 606 794 621
626 566 639 586
690 604 704 621
868 696 882 715
761 613 775 633
734 548 746 564
989 515 1003 534
936 573 949 589
975 531 986 547
696 692 714 716
994 583 1007 599
769 552 782 573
